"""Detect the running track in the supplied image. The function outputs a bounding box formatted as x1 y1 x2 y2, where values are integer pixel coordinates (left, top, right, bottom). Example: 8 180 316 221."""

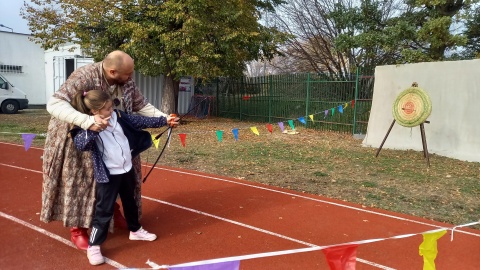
0 142 479 269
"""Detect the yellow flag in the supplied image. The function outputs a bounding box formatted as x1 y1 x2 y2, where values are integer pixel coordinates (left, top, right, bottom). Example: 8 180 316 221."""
344 102 348 109
419 230 447 270
151 134 160 149
309 114 314 123
250 126 259 136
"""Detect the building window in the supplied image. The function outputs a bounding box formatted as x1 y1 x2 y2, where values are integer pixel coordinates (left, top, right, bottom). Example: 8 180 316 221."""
0 65 23 73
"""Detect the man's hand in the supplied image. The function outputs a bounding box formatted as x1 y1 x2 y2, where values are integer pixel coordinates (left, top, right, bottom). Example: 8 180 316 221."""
89 115 111 132
167 114 180 127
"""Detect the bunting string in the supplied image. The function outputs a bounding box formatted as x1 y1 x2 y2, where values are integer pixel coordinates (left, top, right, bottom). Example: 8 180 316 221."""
1 100 355 149
146 221 479 269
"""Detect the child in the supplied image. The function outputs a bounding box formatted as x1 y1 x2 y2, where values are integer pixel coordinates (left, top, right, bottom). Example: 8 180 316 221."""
69 90 176 265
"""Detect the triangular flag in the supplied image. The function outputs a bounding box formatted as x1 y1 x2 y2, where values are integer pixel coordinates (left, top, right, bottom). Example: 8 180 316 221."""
21 133 36 151
151 134 160 149
169 260 240 270
309 115 314 123
298 117 306 125
338 105 343 113
216 130 223 142
278 122 285 132
344 103 348 109
322 244 358 270
288 119 295 130
178 133 187 147
324 110 328 118
332 108 335 116
232 129 239 141
419 230 447 270
250 126 259 136
266 124 273 133
351 100 355 108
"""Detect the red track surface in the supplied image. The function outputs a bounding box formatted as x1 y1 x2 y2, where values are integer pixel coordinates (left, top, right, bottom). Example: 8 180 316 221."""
0 142 479 270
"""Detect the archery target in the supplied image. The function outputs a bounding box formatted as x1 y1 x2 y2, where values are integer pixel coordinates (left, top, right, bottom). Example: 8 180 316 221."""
392 86 432 127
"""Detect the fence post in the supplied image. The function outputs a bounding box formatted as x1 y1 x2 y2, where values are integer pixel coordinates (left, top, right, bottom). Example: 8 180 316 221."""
268 75 272 123
305 73 311 128
215 77 219 116
353 67 360 135
240 77 244 121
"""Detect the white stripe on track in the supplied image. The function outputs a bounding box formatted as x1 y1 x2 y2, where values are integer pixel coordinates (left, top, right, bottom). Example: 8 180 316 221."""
0 142 477 237
0 163 42 174
149 166 480 238
1 161 395 268
0 211 127 269
1 154 478 269
142 196 395 270
2 161 479 240
0 141 43 150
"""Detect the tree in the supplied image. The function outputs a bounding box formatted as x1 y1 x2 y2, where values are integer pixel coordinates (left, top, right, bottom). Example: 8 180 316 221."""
22 0 289 113
270 0 406 78
463 7 480 58
271 0 478 77
397 0 478 62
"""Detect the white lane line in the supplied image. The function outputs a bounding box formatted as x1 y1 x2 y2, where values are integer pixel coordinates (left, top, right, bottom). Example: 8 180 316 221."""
0 211 127 269
1 161 479 239
0 141 43 150
1 162 394 268
0 163 42 174
142 196 395 270
150 166 480 238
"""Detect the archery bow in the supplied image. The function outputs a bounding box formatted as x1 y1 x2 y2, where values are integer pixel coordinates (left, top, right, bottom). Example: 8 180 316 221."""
143 96 211 183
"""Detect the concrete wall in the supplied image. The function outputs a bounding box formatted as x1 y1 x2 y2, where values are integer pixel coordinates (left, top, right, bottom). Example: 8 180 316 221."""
0 31 46 105
362 59 480 162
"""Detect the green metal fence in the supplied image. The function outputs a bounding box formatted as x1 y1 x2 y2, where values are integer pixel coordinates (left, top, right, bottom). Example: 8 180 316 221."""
194 68 374 134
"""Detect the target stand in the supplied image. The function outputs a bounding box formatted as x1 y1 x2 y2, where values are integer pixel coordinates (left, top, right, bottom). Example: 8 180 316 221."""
375 83 432 167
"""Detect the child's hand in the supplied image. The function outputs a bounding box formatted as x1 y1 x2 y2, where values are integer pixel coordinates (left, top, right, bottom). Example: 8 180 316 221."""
167 114 180 127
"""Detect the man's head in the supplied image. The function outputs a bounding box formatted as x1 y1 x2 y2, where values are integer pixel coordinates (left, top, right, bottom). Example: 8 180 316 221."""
102 50 134 86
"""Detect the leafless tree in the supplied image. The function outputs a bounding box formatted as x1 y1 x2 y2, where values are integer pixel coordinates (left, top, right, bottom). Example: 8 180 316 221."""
270 0 405 78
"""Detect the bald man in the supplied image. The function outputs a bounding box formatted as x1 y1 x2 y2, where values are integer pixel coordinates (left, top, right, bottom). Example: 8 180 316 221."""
41 50 168 250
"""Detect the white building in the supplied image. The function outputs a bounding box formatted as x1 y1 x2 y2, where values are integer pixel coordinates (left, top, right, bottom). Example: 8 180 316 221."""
0 30 193 112
0 31 46 105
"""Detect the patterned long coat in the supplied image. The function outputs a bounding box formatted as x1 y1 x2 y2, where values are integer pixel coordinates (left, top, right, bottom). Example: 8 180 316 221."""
40 61 155 228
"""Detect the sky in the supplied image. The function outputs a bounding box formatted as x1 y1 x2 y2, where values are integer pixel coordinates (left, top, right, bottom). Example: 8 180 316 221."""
2 0 31 34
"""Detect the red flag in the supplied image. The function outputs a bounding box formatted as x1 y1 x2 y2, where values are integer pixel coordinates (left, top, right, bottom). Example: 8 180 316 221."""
322 244 358 270
266 124 273 133
178 133 187 147
351 100 355 109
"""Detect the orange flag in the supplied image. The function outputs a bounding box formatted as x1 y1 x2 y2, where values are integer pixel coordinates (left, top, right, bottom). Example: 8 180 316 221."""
322 244 358 270
266 124 273 133
178 133 187 147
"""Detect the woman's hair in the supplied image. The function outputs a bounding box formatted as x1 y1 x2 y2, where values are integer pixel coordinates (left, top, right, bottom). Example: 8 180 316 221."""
71 90 111 115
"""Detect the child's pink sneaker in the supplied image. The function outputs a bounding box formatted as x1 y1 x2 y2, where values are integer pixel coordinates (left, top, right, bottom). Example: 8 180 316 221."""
129 227 157 241
87 245 105 265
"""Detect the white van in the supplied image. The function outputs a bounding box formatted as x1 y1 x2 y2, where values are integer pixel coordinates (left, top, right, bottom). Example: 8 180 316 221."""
0 73 29 114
